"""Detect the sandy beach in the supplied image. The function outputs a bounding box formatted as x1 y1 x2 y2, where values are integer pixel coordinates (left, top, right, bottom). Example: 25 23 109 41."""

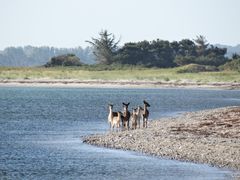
1 79 240 89
83 106 240 172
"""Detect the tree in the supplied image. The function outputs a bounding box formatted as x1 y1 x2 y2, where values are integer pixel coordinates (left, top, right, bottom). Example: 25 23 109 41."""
178 39 197 56
114 42 151 66
86 30 120 64
232 53 240 59
194 35 209 56
150 40 175 67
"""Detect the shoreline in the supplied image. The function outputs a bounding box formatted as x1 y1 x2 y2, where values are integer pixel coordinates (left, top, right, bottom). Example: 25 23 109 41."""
0 79 240 89
83 106 240 172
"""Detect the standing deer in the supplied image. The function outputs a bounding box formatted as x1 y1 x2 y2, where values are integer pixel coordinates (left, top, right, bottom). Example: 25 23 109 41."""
108 104 121 131
111 111 122 131
142 100 150 128
131 108 137 130
122 102 130 130
132 106 143 129
136 106 143 129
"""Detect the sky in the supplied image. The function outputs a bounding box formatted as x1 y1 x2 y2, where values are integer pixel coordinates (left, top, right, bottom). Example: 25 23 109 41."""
0 0 240 50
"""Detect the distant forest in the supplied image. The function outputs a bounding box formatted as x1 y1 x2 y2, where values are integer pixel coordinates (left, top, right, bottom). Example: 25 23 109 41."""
0 46 95 66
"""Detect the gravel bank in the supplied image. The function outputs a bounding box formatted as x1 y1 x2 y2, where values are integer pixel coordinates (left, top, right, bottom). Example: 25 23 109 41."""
1 79 240 89
83 106 240 171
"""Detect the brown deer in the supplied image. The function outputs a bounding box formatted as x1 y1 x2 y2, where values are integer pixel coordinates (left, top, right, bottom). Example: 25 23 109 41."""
142 100 150 128
136 106 143 129
108 104 121 131
122 102 130 130
111 111 122 131
131 106 143 129
131 108 137 129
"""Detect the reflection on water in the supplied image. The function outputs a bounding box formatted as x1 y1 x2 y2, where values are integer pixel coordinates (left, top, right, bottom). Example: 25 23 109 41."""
1 87 240 179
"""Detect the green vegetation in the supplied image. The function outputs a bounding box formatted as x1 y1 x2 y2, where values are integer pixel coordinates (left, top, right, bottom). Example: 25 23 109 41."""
45 54 82 67
220 57 240 72
86 30 228 68
0 66 239 83
176 64 218 73
0 30 239 84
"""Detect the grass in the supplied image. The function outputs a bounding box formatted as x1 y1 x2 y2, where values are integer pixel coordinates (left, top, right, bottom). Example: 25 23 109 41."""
0 66 239 83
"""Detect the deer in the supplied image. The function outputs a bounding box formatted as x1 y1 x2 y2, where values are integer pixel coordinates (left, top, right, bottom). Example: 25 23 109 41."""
131 108 138 130
136 106 143 129
122 102 130 130
108 104 122 131
111 111 122 131
142 100 150 128
131 106 143 129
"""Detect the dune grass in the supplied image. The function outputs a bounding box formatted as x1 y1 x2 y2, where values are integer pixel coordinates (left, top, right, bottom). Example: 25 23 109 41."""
0 66 239 83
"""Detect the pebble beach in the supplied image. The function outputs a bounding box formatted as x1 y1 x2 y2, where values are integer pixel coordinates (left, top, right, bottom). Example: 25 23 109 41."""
83 106 240 171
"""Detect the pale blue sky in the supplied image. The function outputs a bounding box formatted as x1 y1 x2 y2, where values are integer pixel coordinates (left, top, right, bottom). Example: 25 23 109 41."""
0 0 239 49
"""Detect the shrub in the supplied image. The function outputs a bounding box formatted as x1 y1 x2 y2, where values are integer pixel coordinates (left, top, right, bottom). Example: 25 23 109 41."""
174 55 195 66
176 64 218 73
45 54 82 67
220 58 240 72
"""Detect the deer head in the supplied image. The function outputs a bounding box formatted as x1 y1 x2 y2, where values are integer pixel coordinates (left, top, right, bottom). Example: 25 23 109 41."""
143 100 150 107
122 102 130 111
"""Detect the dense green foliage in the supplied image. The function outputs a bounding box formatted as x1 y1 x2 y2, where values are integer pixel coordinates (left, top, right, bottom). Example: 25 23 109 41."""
45 54 82 67
115 37 227 68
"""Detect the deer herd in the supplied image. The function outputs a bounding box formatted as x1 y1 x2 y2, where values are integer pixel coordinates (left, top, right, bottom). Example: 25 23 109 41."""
108 100 150 131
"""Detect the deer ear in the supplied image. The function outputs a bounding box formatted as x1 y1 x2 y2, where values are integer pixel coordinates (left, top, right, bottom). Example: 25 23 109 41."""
127 102 130 106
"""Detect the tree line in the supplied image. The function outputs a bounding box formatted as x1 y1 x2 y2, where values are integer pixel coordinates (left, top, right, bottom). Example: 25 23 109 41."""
0 46 95 67
87 30 231 68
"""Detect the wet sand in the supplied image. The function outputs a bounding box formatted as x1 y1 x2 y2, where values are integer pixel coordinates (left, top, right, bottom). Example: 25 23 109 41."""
83 106 240 171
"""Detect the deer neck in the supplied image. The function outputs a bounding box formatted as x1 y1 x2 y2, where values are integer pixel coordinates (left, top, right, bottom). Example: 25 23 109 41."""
144 105 147 114
109 107 113 115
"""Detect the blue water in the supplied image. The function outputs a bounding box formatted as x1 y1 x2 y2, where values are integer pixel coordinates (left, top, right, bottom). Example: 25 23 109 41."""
1 87 240 179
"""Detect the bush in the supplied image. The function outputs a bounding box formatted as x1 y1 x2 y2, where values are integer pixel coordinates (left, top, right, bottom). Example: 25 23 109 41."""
174 55 227 67
45 54 82 67
174 55 195 66
176 64 218 73
194 55 227 66
220 58 240 72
